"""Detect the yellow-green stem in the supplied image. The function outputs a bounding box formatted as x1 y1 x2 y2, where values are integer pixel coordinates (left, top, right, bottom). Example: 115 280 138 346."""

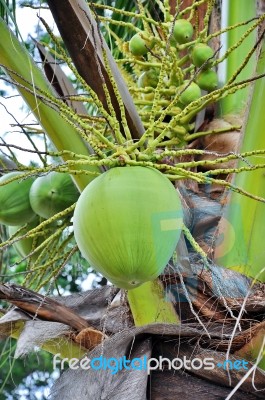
127 280 180 326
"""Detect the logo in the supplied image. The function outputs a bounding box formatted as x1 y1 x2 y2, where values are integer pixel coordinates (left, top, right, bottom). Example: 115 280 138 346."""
53 354 249 375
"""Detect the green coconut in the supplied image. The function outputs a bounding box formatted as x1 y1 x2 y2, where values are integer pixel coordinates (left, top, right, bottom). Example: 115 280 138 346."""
179 81 201 106
173 19 194 44
129 32 154 56
191 43 214 68
0 171 35 226
196 69 218 91
73 166 183 289
29 172 80 219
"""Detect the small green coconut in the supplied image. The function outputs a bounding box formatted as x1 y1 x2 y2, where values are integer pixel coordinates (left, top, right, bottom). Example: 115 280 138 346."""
129 32 154 56
173 19 194 44
179 81 201 106
29 171 80 219
196 69 218 91
191 43 214 68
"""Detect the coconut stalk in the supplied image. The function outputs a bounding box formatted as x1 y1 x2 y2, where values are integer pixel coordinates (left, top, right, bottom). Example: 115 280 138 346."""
0 17 100 192
127 280 179 325
214 35 265 282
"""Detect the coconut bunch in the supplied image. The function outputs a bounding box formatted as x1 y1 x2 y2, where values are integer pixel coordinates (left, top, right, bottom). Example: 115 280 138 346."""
0 171 79 263
121 15 219 142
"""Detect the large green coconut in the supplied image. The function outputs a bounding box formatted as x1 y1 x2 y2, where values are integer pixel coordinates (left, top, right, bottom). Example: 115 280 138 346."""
0 171 35 225
73 166 183 289
29 172 80 219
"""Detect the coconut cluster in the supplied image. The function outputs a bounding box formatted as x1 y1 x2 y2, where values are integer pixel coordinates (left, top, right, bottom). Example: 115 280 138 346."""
0 171 79 260
128 18 218 118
